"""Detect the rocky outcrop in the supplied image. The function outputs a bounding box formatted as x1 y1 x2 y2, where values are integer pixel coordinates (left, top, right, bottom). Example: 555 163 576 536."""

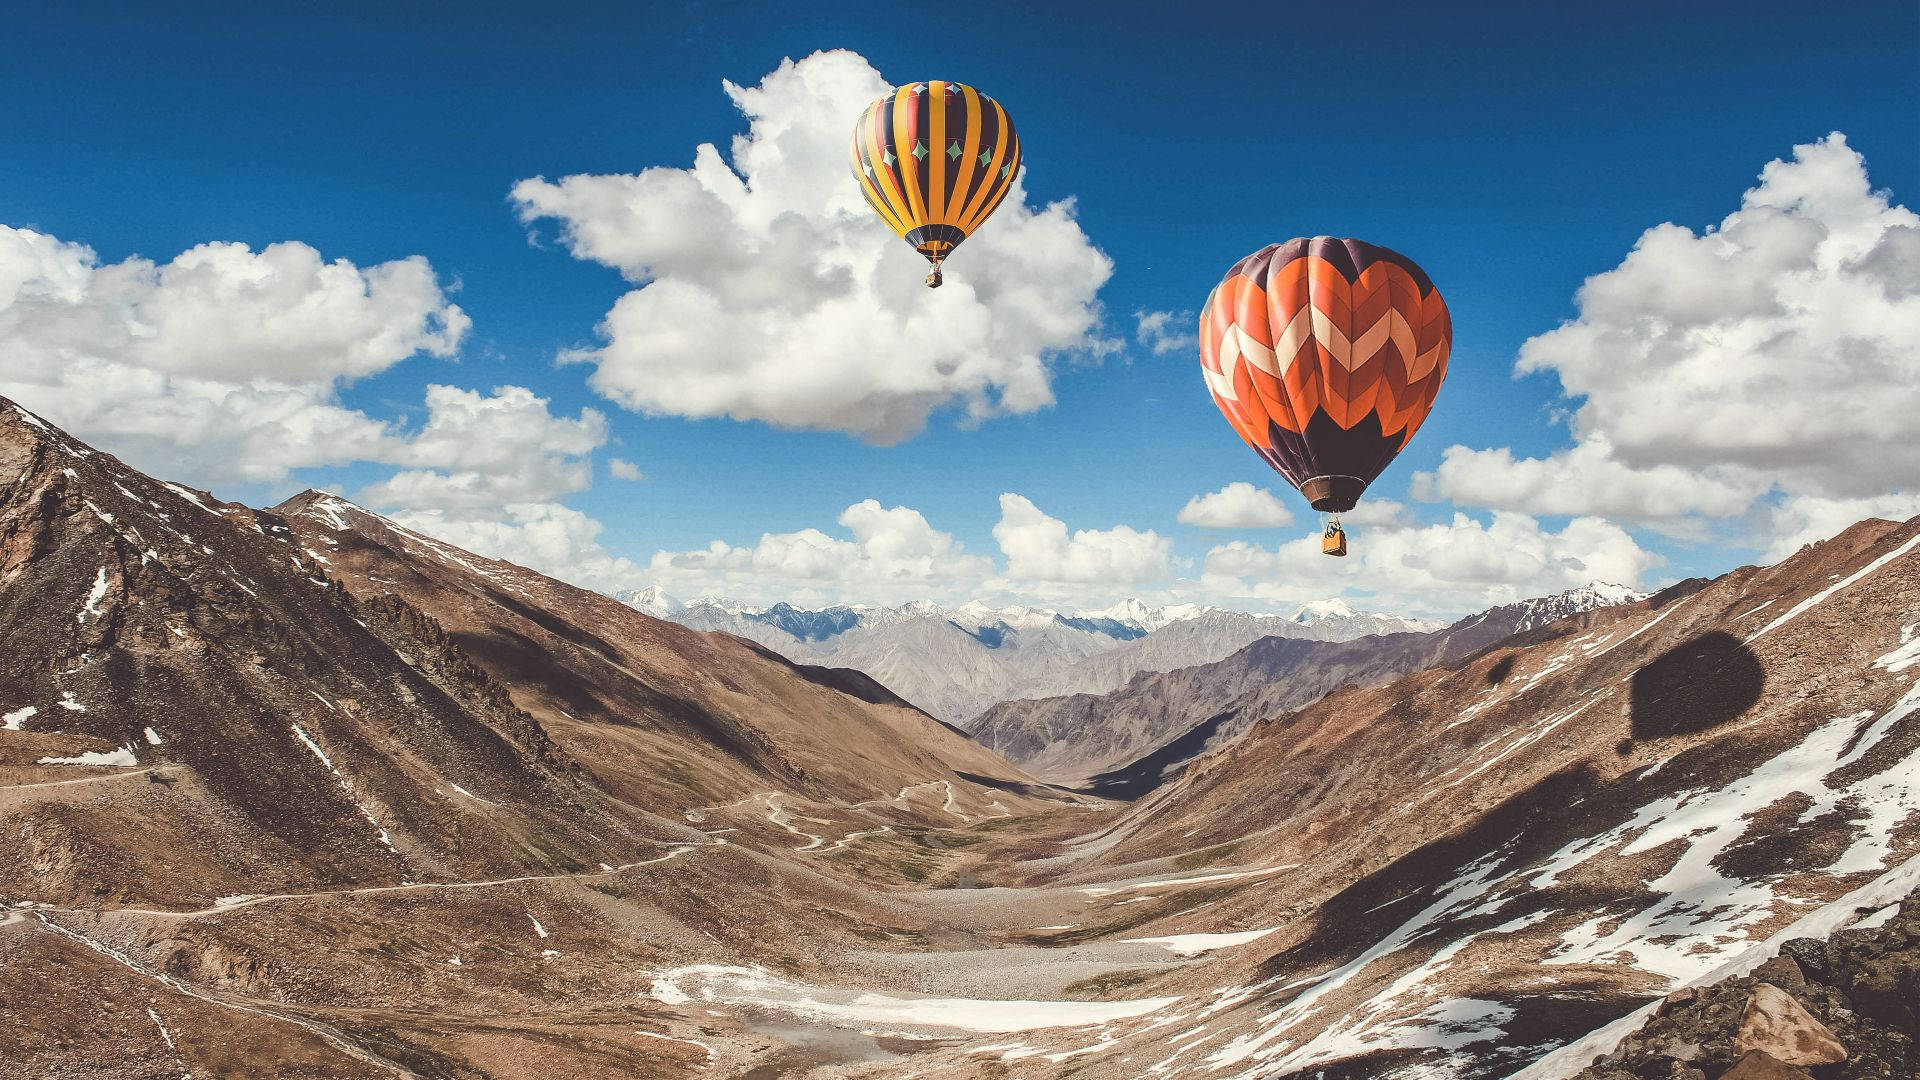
1574 892 1918 1079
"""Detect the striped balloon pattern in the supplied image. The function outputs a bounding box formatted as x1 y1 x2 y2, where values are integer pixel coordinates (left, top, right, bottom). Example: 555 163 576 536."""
1199 238 1451 514
850 81 1020 284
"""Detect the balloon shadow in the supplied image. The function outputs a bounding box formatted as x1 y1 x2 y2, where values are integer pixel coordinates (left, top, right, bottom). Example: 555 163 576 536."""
1629 631 1765 740
1485 655 1516 686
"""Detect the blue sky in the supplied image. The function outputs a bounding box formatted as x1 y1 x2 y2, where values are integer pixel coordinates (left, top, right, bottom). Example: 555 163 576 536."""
4 2 1917 617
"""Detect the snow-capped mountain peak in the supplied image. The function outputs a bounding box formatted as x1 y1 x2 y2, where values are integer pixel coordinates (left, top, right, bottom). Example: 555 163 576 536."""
1511 581 1649 633
621 584 681 618
1291 597 1357 622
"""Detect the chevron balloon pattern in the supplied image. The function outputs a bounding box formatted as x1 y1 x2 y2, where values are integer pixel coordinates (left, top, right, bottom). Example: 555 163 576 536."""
1198 237 1451 513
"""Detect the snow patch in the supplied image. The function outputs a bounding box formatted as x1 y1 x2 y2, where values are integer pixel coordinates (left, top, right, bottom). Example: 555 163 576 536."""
37 746 138 767
3 705 36 730
1080 863 1297 897
146 1006 176 1050
161 482 220 514
631 1029 717 1064
645 964 1180 1034
75 567 110 624
1121 927 1280 957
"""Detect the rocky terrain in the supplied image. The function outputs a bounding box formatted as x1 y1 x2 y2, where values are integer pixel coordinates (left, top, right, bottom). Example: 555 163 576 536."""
970 581 1646 788
5 395 1920 1080
1562 889 1916 1078
634 589 1433 723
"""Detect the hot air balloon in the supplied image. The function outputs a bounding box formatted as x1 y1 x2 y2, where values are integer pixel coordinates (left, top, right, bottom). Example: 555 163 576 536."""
849 80 1020 288
1197 237 1451 556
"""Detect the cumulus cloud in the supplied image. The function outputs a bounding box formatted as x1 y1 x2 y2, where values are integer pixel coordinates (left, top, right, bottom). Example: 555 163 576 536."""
608 458 644 482
1413 439 1760 533
1177 482 1295 529
390 502 645 594
641 499 994 604
992 493 1172 585
1200 512 1661 618
1418 134 1920 552
0 226 471 486
1762 492 1920 561
0 221 626 584
361 385 606 511
511 50 1115 444
1135 308 1196 356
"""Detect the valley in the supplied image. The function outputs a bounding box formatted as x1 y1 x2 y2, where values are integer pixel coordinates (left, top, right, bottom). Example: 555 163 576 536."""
3 396 1918 1079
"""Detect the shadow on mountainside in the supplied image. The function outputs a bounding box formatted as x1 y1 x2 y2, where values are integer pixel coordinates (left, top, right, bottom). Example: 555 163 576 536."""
1629 631 1765 741
1079 710 1238 800
1254 765 1607 986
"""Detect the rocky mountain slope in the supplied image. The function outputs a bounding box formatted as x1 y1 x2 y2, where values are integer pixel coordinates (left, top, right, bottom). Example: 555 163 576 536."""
886 514 1919 1078
0 397 1083 1078
633 590 1434 723
1562 889 1916 1078
9 393 1920 1080
971 581 1646 788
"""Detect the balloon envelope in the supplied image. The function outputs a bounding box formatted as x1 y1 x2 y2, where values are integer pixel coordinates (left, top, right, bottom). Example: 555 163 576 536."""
1198 237 1451 513
850 81 1019 281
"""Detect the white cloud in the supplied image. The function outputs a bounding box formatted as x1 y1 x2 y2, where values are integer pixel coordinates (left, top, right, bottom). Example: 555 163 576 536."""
993 493 1172 585
1418 134 1920 554
0 227 471 486
640 498 994 604
361 385 605 511
1200 512 1660 619
1134 308 1196 356
390 502 644 593
511 50 1115 444
1761 492 1920 561
0 221 625 577
608 457 644 482
1177 482 1294 529
630 494 1175 608
1413 439 1760 533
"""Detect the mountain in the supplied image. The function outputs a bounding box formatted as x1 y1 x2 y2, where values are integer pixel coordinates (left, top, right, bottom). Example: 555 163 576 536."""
0 397 1078 1077
939 514 1919 1078
7 392 1920 1080
620 583 680 618
970 581 1648 790
634 592 1437 722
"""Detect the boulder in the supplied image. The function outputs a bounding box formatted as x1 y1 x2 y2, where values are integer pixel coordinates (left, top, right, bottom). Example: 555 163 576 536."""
1719 1050 1814 1079
1733 983 1847 1066
1751 954 1804 989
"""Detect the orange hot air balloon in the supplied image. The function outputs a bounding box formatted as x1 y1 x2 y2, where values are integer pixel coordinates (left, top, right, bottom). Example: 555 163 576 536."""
1198 237 1451 554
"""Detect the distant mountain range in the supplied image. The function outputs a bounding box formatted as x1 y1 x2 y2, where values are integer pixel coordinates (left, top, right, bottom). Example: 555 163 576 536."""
970 581 1650 793
616 588 1440 722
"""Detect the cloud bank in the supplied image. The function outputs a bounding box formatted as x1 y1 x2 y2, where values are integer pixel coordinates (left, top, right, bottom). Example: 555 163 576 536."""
1417 134 1920 557
512 49 1115 444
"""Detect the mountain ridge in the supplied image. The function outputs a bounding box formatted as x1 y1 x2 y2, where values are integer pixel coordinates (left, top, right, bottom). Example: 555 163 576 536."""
625 587 1444 722
970 580 1649 789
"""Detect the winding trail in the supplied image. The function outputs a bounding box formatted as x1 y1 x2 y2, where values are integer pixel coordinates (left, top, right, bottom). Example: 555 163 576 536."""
0 767 158 791
46 840 718 921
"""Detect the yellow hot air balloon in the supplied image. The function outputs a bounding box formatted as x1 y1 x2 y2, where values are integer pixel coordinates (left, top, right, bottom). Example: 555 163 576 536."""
850 80 1020 287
